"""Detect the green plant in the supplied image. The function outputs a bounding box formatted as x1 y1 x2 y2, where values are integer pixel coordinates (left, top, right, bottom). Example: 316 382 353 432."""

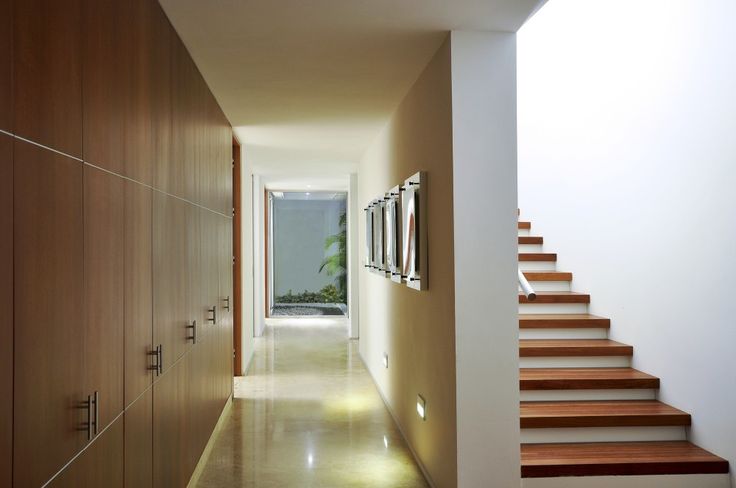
275 284 343 304
319 212 347 302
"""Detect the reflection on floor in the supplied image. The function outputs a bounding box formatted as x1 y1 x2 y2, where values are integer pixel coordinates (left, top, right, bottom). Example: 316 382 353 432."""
194 318 429 487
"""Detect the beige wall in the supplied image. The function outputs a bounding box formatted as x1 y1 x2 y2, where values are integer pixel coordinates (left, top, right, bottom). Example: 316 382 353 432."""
358 37 457 488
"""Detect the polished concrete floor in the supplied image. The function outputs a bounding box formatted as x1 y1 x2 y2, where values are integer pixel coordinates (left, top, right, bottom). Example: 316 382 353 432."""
194 318 429 487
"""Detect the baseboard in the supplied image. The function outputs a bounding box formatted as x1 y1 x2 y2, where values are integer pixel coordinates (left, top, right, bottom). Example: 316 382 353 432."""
358 352 438 488
187 393 234 488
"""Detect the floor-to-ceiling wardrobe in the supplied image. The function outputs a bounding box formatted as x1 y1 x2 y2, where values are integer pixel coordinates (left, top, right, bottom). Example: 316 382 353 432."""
1 0 234 486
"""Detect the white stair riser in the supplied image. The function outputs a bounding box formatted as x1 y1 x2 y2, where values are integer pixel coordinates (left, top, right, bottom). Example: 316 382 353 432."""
521 426 686 444
520 281 571 292
519 261 556 271
521 474 731 488
520 389 657 402
519 303 588 314
520 356 630 368
519 244 544 252
520 328 608 340
518 228 531 237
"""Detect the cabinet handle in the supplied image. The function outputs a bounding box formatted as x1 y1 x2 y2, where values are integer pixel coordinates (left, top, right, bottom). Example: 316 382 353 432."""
208 306 217 324
186 320 197 344
93 391 99 437
85 394 93 441
158 345 163 376
223 296 230 312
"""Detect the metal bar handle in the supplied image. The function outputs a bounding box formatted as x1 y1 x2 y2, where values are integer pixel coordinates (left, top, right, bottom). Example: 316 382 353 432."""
187 320 197 344
223 296 230 312
208 305 217 324
86 394 93 441
158 345 163 376
149 347 160 375
518 268 537 301
93 391 99 437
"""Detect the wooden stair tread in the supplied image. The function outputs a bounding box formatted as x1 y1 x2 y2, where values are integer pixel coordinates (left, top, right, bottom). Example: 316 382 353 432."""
520 339 633 357
521 441 729 478
522 271 572 281
519 236 543 244
519 221 531 229
520 368 660 390
520 400 691 428
520 292 590 304
519 314 610 328
519 253 557 262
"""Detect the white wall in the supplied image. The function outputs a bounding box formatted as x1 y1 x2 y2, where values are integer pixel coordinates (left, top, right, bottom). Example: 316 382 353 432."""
451 30 521 488
239 147 255 372
518 0 736 483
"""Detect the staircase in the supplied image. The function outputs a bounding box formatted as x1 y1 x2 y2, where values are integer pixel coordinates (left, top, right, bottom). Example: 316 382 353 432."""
517 217 730 485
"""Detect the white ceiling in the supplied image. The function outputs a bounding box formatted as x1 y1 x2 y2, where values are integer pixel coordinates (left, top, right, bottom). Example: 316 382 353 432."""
159 0 546 175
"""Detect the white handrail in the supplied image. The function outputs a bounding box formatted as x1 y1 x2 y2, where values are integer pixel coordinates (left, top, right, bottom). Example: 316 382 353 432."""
518 268 536 301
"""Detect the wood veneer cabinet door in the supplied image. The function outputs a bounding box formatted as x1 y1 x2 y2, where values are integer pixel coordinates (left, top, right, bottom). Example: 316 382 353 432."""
0 0 11 132
83 0 154 182
125 388 153 488
218 215 234 400
125 181 153 406
14 0 83 157
153 356 190 488
168 35 195 200
153 192 191 372
48 416 124 488
200 210 219 341
151 0 172 190
0 134 12 487
13 140 86 487
84 166 125 432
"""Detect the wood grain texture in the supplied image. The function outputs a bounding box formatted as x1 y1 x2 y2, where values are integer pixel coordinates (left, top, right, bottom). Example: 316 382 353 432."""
13 140 85 487
519 339 633 357
0 134 12 487
153 354 190 488
84 165 125 432
0 0 11 132
14 0 83 156
520 368 660 390
233 140 242 375
519 314 610 329
519 292 590 304
518 221 531 229
48 416 124 487
124 180 153 406
124 388 153 488
522 271 572 281
521 441 729 478
520 400 691 429
519 253 557 262
150 0 172 191
519 236 543 244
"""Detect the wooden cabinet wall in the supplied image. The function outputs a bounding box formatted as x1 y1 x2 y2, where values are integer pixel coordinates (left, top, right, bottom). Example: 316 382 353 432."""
6 0 235 486
0 134 12 488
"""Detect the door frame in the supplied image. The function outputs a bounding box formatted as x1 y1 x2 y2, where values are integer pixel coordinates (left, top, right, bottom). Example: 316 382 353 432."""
232 136 243 375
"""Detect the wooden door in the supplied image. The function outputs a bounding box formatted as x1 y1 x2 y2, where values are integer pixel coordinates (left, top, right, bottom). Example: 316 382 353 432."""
200 210 219 341
153 192 192 373
125 180 153 406
125 388 153 488
218 215 234 401
84 166 125 433
0 0 10 131
48 416 124 488
0 134 12 487
13 140 86 487
232 138 242 375
14 0 83 157
150 0 172 192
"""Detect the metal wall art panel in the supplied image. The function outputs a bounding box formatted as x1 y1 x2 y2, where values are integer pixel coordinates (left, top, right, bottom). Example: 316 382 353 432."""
364 205 374 268
401 172 427 290
372 199 386 273
385 185 403 283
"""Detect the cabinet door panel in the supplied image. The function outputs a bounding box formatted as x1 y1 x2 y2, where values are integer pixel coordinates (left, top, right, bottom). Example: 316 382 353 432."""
48 416 124 488
0 134 11 487
153 192 191 372
218 215 234 401
125 181 153 406
125 388 153 488
0 0 11 132
151 0 172 190
153 357 190 488
14 0 82 157
84 166 125 432
13 140 85 487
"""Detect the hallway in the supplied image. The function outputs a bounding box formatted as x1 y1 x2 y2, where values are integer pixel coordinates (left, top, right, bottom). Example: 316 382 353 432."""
194 319 429 487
